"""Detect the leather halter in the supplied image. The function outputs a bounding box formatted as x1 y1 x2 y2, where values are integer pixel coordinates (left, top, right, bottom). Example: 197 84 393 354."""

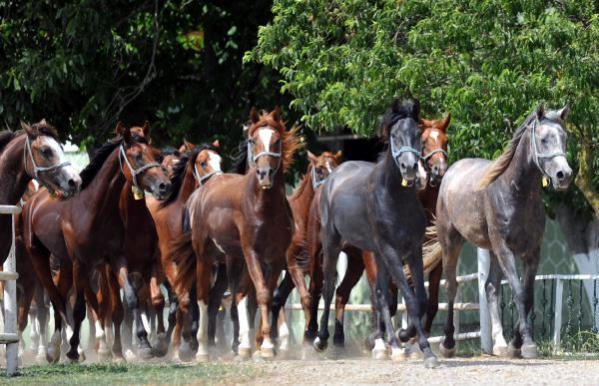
311 166 326 189
118 144 161 192
247 134 282 173
390 135 420 170
193 164 222 186
530 118 567 179
23 136 71 180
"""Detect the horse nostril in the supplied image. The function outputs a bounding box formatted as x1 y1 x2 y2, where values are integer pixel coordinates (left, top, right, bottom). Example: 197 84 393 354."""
556 171 564 181
412 162 418 171
68 179 76 188
400 162 407 169
159 182 167 192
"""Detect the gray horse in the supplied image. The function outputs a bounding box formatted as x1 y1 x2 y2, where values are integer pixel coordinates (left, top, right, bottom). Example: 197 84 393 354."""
316 98 438 368
434 103 572 358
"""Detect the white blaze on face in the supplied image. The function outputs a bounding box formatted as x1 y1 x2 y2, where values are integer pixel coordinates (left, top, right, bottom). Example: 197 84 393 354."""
206 151 222 173
325 160 333 173
257 128 276 154
429 130 440 141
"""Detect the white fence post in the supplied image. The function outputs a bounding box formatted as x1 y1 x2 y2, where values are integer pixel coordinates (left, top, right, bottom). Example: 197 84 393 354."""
477 248 492 354
553 279 563 353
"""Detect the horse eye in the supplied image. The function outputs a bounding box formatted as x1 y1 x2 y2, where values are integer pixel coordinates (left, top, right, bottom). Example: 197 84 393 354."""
135 153 143 161
201 161 207 168
41 147 52 157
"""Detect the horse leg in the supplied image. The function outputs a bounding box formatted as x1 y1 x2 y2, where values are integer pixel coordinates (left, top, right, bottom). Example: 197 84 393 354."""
371 260 397 361
334 249 364 347
438 225 463 358
379 242 438 368
207 264 227 348
306 254 322 343
484 253 508 356
195 258 214 362
518 248 540 358
164 283 178 345
107 266 125 362
362 251 380 349
424 263 442 336
271 271 294 352
314 229 341 352
65 262 87 362
150 272 168 357
286 255 312 340
115 261 153 359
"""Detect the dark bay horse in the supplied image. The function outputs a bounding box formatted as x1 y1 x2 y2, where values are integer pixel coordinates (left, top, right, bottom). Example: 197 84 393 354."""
146 141 223 359
270 150 342 350
433 103 572 359
22 123 171 362
0 120 80 263
171 108 301 359
332 114 450 350
316 98 438 367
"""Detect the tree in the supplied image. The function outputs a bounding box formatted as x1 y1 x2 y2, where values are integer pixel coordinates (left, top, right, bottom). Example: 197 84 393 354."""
249 0 598 212
0 0 284 153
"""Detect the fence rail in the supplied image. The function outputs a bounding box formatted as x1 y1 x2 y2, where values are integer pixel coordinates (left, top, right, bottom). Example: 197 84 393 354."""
0 205 21 376
287 248 599 355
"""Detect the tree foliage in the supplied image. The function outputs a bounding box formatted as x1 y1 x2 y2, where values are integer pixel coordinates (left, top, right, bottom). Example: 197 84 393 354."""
249 0 599 214
0 0 283 151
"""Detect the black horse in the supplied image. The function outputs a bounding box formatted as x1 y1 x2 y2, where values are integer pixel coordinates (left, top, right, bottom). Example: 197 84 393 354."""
315 98 438 368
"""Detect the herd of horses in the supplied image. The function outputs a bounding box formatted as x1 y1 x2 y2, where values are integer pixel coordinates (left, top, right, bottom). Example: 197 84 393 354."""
0 98 572 369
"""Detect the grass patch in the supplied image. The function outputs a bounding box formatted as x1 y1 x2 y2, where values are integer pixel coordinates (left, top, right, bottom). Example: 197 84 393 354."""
1 362 260 385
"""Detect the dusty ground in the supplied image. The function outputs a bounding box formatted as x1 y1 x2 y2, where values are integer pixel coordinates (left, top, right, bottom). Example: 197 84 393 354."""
247 356 599 386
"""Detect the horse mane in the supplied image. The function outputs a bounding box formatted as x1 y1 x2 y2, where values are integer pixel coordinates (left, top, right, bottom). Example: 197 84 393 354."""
159 143 215 208
478 112 535 189
0 130 16 154
380 98 420 139
79 134 148 190
247 112 302 172
29 120 60 140
232 139 248 174
289 164 313 200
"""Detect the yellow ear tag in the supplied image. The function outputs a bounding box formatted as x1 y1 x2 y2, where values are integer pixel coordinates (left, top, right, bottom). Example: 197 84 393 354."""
542 176 549 188
401 178 409 187
50 191 57 199
132 186 144 200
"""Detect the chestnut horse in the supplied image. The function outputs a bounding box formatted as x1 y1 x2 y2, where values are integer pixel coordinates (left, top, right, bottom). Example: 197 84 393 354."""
433 104 572 359
270 150 342 349
21 123 171 362
146 141 223 359
316 98 438 367
332 113 450 348
171 108 300 360
0 120 80 263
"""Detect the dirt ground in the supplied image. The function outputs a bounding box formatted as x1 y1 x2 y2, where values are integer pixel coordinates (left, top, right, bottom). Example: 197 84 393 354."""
247 356 599 386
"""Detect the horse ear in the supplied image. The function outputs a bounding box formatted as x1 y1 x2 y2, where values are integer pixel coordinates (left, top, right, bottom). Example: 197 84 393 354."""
440 113 451 131
143 121 151 138
114 121 125 136
408 98 420 118
334 150 343 162
182 140 195 152
40 118 48 126
20 120 35 136
249 107 260 124
558 104 570 121
536 103 545 120
122 125 133 145
391 98 402 113
212 139 220 149
271 106 282 122
307 150 318 164
419 118 432 127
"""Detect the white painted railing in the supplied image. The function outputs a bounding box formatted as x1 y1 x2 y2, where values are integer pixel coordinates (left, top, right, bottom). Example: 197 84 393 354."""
289 247 599 354
0 205 20 376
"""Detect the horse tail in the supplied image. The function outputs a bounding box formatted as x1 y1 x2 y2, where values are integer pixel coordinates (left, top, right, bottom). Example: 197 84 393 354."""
404 222 442 281
171 209 196 297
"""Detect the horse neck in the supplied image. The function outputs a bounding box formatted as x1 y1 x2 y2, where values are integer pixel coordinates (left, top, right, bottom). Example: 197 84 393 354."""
498 129 542 197
289 166 315 212
0 135 31 205
86 149 128 214
178 165 198 202
418 185 440 223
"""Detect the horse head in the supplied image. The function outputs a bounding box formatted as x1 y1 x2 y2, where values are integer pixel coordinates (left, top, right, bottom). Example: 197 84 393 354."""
192 140 223 185
382 98 422 184
531 103 572 191
307 150 342 189
115 121 172 200
20 120 81 198
420 113 450 186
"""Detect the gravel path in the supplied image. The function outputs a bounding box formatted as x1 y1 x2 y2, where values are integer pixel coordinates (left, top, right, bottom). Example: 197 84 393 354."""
247 357 599 385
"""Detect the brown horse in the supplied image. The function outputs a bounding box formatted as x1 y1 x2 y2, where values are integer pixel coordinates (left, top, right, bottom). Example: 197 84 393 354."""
171 107 300 360
332 114 450 348
270 150 342 349
146 140 223 358
21 122 171 362
0 120 80 264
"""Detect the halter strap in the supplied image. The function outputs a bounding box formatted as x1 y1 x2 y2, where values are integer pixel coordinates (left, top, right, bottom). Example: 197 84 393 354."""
23 136 71 181
247 140 282 172
530 119 567 178
193 164 223 186
422 148 448 162
118 145 161 192
390 137 420 170
311 166 326 189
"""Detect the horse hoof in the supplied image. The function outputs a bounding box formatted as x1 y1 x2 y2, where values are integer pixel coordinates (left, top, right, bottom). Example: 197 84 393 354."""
372 347 388 361
409 347 423 360
521 344 538 359
260 347 275 359
313 337 327 352
196 353 209 363
424 355 439 369
391 348 407 362
238 346 252 360
125 349 137 362
508 344 521 358
138 347 154 360
493 344 509 357
98 348 112 362
153 334 169 358
439 342 456 358
66 352 81 363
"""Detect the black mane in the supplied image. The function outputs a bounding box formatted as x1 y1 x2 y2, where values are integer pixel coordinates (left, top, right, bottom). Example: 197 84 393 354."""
381 98 420 139
232 139 248 174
